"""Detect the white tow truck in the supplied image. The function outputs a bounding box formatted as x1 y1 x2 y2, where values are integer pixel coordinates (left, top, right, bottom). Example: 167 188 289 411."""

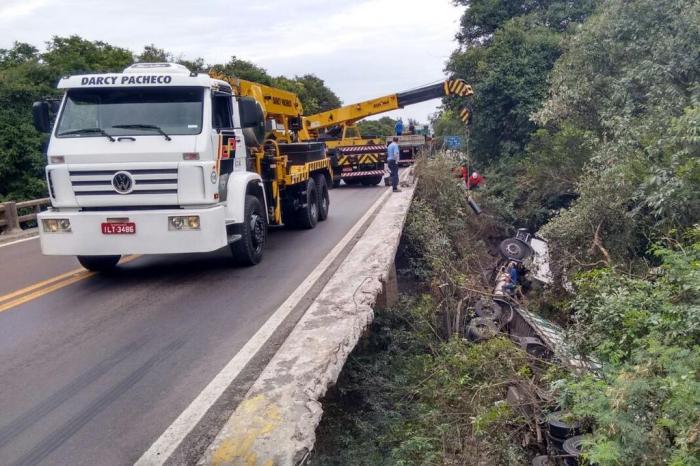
32 63 332 271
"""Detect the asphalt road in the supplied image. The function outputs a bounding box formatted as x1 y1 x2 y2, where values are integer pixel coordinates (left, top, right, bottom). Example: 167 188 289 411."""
0 183 387 466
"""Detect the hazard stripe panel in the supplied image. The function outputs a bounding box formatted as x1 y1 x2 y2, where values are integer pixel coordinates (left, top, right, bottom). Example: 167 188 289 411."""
447 79 474 97
337 145 386 153
340 170 385 177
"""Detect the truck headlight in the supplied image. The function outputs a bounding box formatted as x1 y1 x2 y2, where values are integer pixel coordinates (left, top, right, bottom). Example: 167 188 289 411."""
168 216 200 231
42 218 72 233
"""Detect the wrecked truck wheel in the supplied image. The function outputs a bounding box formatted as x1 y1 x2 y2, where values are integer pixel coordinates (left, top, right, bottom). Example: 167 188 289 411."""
517 336 553 360
547 412 583 439
499 238 532 261
475 298 503 321
562 435 585 465
466 317 499 342
532 455 555 466
77 255 121 272
230 195 266 266
545 431 567 453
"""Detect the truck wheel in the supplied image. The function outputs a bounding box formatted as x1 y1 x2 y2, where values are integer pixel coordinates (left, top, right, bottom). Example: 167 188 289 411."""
295 178 319 229
343 178 361 185
332 178 341 188
466 317 499 342
475 298 503 320
314 174 330 221
499 238 532 261
77 255 121 272
230 195 266 266
360 175 383 186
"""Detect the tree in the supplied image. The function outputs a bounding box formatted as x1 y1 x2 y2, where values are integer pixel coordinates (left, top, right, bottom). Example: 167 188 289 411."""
42 35 133 78
539 0 700 277
447 17 562 163
210 56 274 85
453 0 596 45
137 44 172 63
357 117 397 137
290 74 341 114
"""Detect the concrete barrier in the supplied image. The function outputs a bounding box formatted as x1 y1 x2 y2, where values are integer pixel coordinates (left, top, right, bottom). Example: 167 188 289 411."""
199 171 417 466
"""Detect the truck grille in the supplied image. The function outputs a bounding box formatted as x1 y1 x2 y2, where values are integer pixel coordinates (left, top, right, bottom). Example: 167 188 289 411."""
69 168 178 196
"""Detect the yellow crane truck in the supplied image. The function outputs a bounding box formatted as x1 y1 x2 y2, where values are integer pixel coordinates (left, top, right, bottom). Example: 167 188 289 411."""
302 79 473 187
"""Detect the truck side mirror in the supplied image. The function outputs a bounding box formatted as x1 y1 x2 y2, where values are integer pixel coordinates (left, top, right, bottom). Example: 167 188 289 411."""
238 97 264 129
32 101 51 133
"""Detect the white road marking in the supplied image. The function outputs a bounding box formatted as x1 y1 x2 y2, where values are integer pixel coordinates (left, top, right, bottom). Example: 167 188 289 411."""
135 187 393 466
0 235 39 249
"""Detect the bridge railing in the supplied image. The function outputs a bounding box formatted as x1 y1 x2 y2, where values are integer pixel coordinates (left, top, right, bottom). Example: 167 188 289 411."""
0 198 51 234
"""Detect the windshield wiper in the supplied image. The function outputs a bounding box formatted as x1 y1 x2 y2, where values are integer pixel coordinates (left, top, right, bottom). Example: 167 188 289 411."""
112 124 172 141
58 127 115 142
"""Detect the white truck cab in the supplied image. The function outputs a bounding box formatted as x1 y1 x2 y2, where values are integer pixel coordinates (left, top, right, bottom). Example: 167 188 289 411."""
33 63 269 271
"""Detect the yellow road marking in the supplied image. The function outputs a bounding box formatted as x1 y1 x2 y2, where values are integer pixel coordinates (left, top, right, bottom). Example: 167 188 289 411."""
0 255 140 314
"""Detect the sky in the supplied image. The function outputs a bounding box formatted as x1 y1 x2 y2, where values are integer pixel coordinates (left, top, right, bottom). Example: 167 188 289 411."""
0 0 463 123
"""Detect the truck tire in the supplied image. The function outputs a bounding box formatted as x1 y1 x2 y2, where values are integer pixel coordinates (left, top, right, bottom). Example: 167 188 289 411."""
77 255 121 272
295 178 319 229
499 238 532 261
360 175 383 186
547 412 583 439
474 298 502 320
343 178 361 185
230 195 266 266
562 435 584 466
466 317 499 342
332 178 341 188
314 174 330 221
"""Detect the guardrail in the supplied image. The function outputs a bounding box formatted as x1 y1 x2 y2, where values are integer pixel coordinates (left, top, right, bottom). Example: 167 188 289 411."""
0 198 51 234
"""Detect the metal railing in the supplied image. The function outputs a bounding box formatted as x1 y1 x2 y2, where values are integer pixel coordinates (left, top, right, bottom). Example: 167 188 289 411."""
0 198 51 234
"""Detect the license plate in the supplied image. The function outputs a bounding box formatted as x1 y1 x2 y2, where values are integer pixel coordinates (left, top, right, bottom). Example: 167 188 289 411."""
101 222 136 234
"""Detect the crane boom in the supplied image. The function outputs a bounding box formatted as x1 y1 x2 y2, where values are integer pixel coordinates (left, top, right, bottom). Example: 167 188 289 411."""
303 79 473 135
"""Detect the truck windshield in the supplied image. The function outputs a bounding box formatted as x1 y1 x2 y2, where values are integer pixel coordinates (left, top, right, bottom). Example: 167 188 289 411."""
56 86 204 138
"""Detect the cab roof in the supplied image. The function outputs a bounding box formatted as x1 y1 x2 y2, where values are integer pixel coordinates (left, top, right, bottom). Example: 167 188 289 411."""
57 62 224 90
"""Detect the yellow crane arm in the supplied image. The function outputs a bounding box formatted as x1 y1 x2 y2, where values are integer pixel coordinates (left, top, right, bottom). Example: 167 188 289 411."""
303 79 473 134
210 71 306 141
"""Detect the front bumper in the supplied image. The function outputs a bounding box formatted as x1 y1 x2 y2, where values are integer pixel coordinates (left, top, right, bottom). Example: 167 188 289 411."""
38 206 227 255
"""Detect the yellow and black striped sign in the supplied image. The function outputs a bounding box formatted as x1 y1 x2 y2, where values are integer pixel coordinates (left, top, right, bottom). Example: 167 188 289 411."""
359 154 378 164
445 79 474 97
337 153 382 166
459 106 471 124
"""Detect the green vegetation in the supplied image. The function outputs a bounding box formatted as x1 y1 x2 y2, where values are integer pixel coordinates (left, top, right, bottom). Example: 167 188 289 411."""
315 0 699 464
0 36 341 202
312 157 551 465
357 116 397 138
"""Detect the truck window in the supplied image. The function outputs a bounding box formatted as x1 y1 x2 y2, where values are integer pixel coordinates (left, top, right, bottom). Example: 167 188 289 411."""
212 95 233 130
56 86 204 137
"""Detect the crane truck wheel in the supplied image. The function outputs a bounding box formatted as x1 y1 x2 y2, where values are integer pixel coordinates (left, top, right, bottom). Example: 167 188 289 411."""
313 174 330 221
361 175 383 186
230 195 266 266
77 255 121 272
295 177 319 229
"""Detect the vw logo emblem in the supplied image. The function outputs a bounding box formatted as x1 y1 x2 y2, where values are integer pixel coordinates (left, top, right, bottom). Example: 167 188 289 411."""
112 171 134 194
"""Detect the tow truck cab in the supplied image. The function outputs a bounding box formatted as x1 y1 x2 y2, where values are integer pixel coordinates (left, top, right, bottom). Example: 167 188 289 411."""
33 63 265 260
